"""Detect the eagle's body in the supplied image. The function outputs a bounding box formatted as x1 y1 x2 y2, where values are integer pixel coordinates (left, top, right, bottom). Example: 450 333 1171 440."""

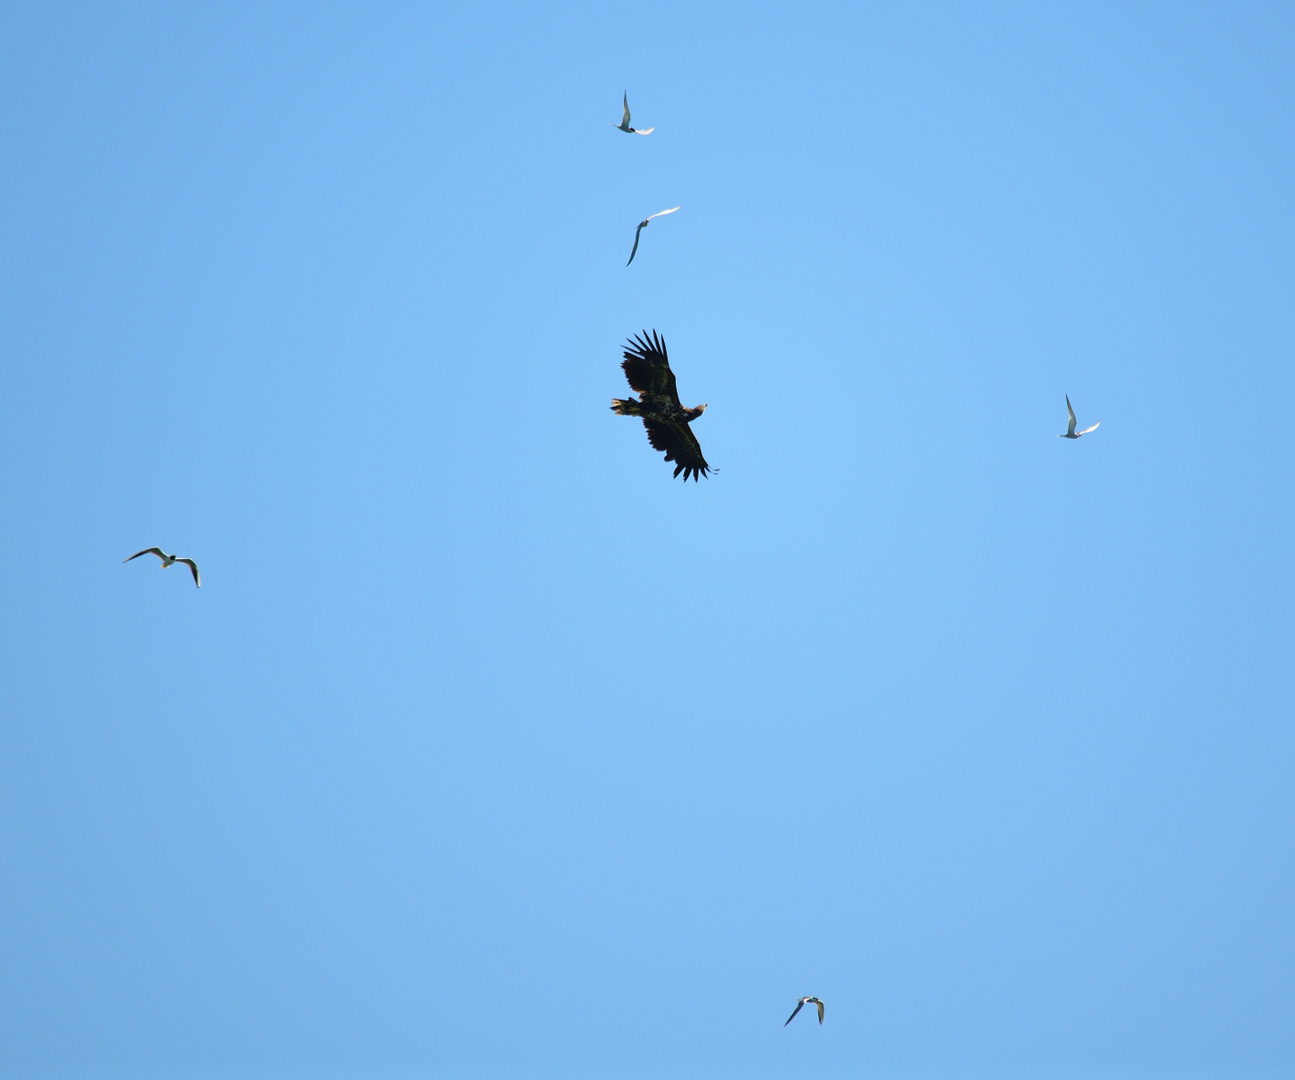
611 330 711 481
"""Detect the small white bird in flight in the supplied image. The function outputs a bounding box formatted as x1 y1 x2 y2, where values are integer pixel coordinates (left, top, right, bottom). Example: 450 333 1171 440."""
612 93 653 135
626 206 680 266
1059 394 1100 439
784 997 825 1026
124 547 201 587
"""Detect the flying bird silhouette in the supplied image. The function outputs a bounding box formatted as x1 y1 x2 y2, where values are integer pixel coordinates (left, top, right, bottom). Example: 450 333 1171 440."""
785 997 825 1026
1059 394 1100 439
611 330 711 481
612 93 653 135
626 206 680 266
123 547 201 587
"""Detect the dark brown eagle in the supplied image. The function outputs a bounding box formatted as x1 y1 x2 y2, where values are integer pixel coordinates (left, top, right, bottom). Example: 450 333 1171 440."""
611 330 711 481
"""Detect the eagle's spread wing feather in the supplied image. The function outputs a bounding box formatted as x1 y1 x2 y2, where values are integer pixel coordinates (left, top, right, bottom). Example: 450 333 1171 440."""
815 999 824 1023
176 558 201 587
642 420 710 481
621 330 679 403
784 1001 804 1026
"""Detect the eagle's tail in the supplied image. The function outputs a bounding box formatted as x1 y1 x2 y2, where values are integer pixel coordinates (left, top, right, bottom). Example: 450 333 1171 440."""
610 397 641 416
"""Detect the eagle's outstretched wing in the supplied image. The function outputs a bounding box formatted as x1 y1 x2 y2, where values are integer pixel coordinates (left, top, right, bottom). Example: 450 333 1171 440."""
784 1000 805 1027
642 419 710 481
176 558 202 587
621 330 679 404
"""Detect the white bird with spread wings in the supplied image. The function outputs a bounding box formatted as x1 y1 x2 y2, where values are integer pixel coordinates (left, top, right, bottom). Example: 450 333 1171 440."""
627 206 679 266
784 997 824 1026
124 547 201 587
1059 394 1100 439
612 93 653 135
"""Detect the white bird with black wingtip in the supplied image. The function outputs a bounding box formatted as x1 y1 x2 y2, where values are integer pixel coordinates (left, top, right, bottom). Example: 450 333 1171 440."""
626 206 679 266
1059 394 1100 439
124 547 201 588
611 92 653 135
784 996 824 1026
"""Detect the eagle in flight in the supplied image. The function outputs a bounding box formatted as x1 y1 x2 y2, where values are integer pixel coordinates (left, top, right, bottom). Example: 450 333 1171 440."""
611 330 711 481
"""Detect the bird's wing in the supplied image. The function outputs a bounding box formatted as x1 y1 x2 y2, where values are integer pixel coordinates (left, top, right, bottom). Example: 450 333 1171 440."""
1077 421 1100 435
815 999 824 1023
627 222 645 266
176 558 201 587
621 93 631 128
1065 395 1078 436
633 126 654 135
124 547 165 563
784 1000 805 1026
642 419 710 481
621 330 676 399
646 206 680 222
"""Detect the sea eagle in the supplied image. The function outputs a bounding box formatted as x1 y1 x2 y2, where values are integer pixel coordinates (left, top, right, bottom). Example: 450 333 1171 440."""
785 997 825 1026
124 547 201 587
1059 394 1100 439
611 330 711 481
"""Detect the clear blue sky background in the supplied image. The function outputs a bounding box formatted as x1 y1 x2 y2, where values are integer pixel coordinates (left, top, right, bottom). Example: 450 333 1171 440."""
1 3 1292 1079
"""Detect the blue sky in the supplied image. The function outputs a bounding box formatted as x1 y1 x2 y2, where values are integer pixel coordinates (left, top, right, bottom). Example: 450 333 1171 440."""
1 2 1292 1078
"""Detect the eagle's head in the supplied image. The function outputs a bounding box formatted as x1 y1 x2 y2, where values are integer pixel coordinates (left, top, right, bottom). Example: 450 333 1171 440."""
684 403 707 422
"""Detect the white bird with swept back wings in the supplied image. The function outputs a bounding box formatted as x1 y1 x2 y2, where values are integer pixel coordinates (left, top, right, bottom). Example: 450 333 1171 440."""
1059 394 1100 439
784 997 824 1026
611 92 653 135
626 206 679 266
124 547 201 587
